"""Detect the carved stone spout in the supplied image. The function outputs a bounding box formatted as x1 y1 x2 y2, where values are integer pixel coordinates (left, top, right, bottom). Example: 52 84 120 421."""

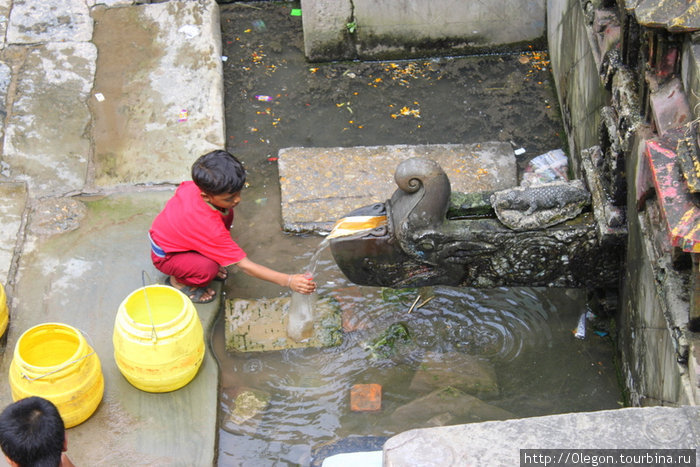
329 157 622 289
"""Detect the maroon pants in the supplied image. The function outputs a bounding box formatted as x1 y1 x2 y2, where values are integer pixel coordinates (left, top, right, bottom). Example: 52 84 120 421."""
151 251 219 287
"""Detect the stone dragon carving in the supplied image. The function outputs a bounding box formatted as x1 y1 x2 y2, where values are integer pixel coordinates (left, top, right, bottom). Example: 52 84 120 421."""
329 158 622 289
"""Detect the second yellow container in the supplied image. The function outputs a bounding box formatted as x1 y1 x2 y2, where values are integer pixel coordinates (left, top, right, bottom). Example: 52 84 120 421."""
9 323 104 428
113 285 205 393
0 283 8 339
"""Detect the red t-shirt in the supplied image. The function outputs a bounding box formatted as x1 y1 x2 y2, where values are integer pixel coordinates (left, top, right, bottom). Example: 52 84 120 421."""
149 181 247 266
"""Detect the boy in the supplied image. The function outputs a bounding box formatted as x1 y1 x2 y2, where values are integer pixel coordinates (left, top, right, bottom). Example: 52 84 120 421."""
149 150 316 303
0 397 75 467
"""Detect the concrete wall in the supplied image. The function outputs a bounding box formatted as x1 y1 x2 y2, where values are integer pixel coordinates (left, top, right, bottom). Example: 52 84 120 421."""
547 0 607 177
301 0 546 61
548 0 696 406
620 160 694 405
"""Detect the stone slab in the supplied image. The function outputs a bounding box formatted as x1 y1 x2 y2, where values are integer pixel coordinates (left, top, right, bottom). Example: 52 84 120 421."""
389 387 515 430
649 77 691 136
384 406 700 466
409 351 498 396
633 0 700 31
300 0 545 61
0 182 27 286
0 190 220 467
2 42 96 196
279 142 517 232
225 296 342 352
0 60 11 142
0 0 11 49
645 134 700 253
91 0 225 187
6 0 92 44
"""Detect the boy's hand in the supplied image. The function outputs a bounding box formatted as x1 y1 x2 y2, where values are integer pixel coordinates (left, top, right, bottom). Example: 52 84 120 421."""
288 273 316 294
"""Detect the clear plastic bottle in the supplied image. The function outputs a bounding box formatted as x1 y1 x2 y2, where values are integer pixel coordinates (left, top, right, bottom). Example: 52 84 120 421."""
287 273 317 342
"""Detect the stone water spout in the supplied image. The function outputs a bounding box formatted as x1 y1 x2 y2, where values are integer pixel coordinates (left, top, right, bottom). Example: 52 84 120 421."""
329 158 622 289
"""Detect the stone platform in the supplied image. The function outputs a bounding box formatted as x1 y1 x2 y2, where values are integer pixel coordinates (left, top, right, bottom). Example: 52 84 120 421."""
278 142 517 232
0 1 225 465
224 296 342 352
383 406 700 466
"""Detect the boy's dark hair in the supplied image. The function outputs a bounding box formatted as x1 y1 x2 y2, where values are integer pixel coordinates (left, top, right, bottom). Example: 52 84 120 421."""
0 397 65 467
191 150 247 195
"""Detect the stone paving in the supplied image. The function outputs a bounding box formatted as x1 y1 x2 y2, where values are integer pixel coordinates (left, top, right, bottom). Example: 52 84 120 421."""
383 406 700 466
0 1 225 465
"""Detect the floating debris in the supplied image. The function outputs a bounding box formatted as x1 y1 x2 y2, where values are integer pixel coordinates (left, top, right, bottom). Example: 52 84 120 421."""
364 322 410 359
391 104 421 119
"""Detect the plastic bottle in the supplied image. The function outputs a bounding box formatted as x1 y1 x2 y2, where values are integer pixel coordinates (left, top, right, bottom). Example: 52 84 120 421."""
287 273 317 342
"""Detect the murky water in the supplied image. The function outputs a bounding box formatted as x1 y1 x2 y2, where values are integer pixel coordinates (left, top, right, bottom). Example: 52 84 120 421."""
213 245 620 465
216 2 622 465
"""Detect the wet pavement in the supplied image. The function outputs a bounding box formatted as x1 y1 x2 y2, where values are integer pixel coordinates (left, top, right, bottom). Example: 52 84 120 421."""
0 1 225 465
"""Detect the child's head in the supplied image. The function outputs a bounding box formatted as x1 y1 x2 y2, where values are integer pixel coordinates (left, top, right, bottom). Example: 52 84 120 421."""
0 397 66 467
191 150 247 195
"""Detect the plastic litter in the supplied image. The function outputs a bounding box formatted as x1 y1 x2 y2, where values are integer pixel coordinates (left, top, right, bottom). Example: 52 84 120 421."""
255 95 273 102
178 109 188 122
178 25 199 39
287 272 316 342
322 451 382 467
522 148 568 186
290 8 301 16
574 312 587 339
514 147 526 156
252 20 266 31
94 93 105 102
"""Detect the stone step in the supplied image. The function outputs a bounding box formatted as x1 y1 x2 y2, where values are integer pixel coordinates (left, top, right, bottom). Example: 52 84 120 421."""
279 142 517 233
225 296 343 352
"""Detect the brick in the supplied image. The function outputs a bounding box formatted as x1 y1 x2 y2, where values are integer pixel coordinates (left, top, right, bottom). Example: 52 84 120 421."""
350 384 382 412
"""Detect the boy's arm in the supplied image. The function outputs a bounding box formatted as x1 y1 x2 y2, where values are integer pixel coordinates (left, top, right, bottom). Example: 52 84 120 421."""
234 257 316 294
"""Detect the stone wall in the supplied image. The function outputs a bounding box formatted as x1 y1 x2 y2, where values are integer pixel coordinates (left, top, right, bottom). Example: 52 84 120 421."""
548 0 697 406
300 0 546 61
547 0 608 178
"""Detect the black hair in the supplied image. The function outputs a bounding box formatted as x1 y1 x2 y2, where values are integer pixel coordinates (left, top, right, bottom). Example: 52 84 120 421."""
191 150 247 195
0 397 65 467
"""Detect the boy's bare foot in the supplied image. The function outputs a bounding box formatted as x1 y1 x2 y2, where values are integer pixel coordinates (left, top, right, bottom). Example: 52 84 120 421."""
216 266 228 280
165 276 216 303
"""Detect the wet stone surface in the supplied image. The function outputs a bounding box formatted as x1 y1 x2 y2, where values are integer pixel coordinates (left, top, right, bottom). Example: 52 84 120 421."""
279 142 517 232
0 181 26 283
221 3 563 187
214 3 626 466
29 197 88 236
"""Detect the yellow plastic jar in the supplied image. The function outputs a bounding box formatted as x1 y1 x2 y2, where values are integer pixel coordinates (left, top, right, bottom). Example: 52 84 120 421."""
9 323 104 428
0 283 8 339
113 285 205 393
